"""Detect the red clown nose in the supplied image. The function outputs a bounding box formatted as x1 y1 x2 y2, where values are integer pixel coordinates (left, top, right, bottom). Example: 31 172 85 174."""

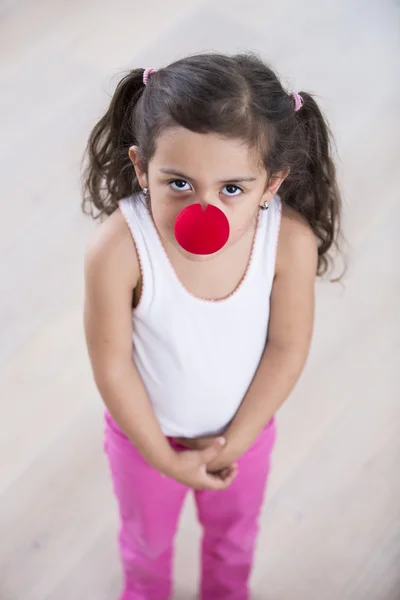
174 204 230 255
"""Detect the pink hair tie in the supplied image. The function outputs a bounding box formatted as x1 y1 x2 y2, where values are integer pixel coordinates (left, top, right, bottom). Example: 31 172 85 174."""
291 92 304 112
143 67 158 86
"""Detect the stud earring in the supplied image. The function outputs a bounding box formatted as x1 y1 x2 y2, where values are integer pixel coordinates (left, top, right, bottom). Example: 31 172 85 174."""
260 200 269 210
143 187 149 198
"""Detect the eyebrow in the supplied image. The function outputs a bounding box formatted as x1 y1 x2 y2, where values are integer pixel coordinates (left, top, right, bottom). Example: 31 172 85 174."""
159 168 257 184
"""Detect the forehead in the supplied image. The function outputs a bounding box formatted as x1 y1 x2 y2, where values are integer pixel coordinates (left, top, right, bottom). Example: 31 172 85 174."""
151 126 264 177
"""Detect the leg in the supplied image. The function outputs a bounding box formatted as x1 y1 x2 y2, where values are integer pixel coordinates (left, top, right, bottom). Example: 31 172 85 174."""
195 420 277 600
104 412 189 600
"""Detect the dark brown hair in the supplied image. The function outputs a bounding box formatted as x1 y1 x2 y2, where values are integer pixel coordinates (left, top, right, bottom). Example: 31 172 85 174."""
81 52 343 276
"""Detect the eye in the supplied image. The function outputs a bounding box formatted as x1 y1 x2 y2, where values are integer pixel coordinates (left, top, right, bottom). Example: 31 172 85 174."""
222 184 243 197
169 179 191 192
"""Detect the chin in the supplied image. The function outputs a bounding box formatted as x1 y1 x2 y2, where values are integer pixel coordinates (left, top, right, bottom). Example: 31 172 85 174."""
176 244 224 261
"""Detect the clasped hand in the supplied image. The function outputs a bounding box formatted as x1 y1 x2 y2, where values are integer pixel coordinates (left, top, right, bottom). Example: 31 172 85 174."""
164 435 238 491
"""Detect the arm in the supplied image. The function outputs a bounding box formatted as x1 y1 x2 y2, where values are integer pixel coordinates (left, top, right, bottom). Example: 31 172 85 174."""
84 209 234 489
84 209 177 473
207 206 318 471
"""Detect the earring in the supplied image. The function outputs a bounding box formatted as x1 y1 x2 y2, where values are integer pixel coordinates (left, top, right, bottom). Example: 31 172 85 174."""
260 200 269 210
143 187 149 199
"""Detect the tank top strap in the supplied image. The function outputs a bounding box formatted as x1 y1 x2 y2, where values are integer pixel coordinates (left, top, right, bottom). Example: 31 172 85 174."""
118 193 165 312
249 194 282 288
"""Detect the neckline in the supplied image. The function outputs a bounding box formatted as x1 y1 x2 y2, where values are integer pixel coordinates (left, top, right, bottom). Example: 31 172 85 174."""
141 198 264 305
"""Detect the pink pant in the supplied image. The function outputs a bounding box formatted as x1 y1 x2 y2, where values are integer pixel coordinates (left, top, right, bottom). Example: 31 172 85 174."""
104 412 276 600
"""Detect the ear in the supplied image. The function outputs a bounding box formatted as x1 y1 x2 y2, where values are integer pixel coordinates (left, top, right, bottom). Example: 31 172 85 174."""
261 168 290 202
128 146 148 189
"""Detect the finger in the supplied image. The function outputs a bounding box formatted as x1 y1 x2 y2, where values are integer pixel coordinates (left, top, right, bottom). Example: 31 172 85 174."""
219 464 238 480
176 437 215 451
202 468 237 491
208 467 230 479
198 437 226 464
207 461 238 478
219 464 238 482
195 438 216 450
219 466 238 487
175 438 195 449
218 468 229 479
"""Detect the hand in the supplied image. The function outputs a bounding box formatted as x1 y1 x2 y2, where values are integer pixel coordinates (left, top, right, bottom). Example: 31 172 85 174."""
175 434 239 478
166 438 238 490
175 435 221 451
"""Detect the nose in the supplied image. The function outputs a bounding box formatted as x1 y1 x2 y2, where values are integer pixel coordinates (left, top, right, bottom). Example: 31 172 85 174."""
174 202 230 255
198 198 207 210
196 192 216 211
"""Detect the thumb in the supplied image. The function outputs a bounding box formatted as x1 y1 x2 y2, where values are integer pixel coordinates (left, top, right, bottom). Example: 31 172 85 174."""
198 437 226 464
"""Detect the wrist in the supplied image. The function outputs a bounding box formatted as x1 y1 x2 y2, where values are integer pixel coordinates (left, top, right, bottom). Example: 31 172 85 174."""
207 440 242 471
223 430 245 458
156 446 181 477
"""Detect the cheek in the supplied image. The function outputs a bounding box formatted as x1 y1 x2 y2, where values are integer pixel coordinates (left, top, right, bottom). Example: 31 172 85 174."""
149 195 180 238
225 204 258 240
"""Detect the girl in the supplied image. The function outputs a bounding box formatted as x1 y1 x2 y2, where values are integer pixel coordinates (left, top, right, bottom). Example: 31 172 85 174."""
82 52 341 600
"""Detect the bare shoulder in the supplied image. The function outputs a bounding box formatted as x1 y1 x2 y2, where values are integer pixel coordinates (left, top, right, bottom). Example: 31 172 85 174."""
84 207 140 288
276 204 318 277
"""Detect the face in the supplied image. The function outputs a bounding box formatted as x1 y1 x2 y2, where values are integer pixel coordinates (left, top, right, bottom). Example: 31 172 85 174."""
129 127 286 259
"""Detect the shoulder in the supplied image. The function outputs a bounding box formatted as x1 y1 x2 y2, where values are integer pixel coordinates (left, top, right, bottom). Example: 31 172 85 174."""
275 204 318 279
84 207 140 289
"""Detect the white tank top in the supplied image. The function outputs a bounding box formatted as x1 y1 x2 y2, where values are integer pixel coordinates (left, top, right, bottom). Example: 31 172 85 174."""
119 193 282 438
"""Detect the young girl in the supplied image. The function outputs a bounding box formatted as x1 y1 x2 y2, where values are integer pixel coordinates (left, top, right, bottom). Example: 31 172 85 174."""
82 52 341 600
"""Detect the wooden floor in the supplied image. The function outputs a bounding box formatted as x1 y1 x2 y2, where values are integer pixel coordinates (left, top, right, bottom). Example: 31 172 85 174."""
1 0 399 598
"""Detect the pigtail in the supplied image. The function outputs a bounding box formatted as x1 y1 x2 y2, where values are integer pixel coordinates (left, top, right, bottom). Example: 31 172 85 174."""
279 92 343 276
81 69 145 218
